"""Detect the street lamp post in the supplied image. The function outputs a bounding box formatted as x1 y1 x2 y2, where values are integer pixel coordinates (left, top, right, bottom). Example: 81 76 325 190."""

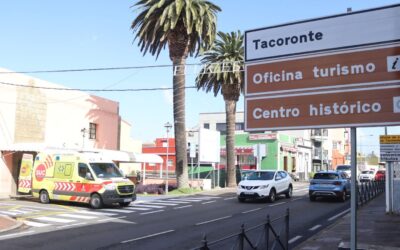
80 128 87 148
164 122 172 195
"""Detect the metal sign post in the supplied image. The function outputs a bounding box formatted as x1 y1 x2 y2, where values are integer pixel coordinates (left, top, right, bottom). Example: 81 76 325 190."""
350 127 357 250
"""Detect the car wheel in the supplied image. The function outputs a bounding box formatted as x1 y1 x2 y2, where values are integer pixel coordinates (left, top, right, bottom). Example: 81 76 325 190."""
268 189 276 203
39 190 50 204
119 202 131 207
238 197 246 203
285 185 293 198
309 195 316 202
90 194 103 209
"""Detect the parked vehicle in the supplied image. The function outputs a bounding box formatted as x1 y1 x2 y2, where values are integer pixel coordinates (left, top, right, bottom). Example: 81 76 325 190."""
359 170 377 182
237 170 292 203
18 150 136 209
336 164 351 178
375 170 386 181
309 171 350 202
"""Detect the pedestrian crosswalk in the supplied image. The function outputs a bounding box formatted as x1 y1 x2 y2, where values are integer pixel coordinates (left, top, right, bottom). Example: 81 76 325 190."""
0 195 223 231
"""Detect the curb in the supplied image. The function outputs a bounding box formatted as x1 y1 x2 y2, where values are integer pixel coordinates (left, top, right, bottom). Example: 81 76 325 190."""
0 215 24 234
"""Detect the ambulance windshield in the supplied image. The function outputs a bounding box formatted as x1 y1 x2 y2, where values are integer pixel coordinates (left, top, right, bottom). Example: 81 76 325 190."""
90 163 123 178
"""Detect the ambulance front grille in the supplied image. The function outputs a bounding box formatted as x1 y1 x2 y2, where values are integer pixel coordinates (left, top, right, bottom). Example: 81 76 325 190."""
118 185 134 194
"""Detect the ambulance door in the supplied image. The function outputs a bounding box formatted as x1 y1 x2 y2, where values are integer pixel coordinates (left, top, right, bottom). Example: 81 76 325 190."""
18 153 34 194
76 163 93 202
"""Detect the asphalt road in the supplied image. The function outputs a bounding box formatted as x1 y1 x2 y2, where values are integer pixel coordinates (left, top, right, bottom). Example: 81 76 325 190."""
0 184 350 250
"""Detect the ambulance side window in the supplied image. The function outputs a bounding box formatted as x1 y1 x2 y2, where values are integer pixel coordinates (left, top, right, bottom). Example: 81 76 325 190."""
78 163 89 178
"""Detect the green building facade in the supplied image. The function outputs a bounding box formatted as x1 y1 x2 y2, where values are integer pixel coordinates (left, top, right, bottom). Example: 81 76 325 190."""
220 133 298 172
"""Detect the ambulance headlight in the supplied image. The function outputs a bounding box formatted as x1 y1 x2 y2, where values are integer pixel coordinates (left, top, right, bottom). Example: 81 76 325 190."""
104 183 116 191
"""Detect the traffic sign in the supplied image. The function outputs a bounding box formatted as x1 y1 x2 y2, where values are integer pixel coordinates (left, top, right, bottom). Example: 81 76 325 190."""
246 86 400 131
244 4 400 132
246 45 400 96
380 135 400 161
245 4 400 62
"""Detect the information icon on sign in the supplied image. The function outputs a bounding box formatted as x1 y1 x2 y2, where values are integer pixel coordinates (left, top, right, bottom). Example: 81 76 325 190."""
387 55 400 72
394 96 400 113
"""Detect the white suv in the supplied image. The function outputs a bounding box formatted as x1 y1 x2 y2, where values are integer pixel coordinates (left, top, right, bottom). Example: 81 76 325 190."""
237 170 293 203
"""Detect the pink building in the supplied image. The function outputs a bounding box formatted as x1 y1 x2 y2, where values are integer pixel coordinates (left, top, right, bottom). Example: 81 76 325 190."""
0 68 121 197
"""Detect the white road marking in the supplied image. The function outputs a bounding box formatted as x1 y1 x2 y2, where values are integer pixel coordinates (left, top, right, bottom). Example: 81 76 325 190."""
195 216 232 226
309 224 322 231
0 230 35 240
34 216 76 223
0 202 20 206
242 208 261 214
19 208 40 212
141 202 178 206
0 211 19 216
76 210 117 216
124 207 150 211
164 200 190 204
57 222 87 229
100 209 134 214
223 197 236 200
196 196 220 199
140 210 164 215
24 220 50 227
130 204 165 209
58 213 98 219
121 230 175 244
153 200 190 204
14 205 67 211
173 205 192 210
328 209 350 221
202 201 216 205
98 216 127 222
294 188 309 192
269 202 286 207
289 235 302 244
291 197 304 202
10 209 30 214
168 198 203 202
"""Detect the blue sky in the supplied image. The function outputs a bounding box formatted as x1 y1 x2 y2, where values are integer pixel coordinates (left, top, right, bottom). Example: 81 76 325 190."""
0 0 399 154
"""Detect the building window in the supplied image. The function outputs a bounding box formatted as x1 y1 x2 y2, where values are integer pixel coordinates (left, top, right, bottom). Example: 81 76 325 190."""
168 159 173 167
217 123 226 133
235 123 244 131
204 123 210 129
89 123 97 139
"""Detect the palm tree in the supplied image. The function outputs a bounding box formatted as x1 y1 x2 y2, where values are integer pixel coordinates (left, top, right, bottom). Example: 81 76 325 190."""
131 0 221 188
196 31 244 187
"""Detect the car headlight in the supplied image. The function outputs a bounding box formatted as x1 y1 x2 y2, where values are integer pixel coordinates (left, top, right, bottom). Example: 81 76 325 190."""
259 185 269 189
104 183 116 190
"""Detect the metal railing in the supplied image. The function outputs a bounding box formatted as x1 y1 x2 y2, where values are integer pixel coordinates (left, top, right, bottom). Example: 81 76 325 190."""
358 180 385 206
192 209 290 250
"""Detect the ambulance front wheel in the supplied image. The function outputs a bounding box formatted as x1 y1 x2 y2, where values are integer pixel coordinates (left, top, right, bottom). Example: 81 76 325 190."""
90 193 103 209
39 190 50 204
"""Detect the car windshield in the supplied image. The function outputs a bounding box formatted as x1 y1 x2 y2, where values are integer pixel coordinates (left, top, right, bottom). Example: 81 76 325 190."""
313 173 339 180
336 165 351 171
362 170 374 174
90 163 123 178
246 171 275 181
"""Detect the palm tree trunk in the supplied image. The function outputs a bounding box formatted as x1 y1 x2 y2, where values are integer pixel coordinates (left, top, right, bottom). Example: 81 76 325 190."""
173 57 189 188
225 99 237 187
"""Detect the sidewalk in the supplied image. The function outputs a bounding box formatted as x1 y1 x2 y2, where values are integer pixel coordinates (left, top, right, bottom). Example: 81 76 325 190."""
0 215 22 234
295 194 400 250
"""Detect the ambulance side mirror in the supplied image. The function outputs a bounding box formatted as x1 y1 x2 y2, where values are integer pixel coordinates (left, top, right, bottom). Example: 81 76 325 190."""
85 172 94 180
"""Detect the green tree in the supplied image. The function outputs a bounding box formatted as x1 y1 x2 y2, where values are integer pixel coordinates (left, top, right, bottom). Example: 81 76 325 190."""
195 31 244 187
131 0 220 188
